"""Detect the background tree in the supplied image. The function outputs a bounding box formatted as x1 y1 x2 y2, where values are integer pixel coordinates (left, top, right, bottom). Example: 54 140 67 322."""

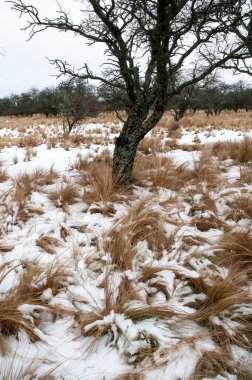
37 87 59 117
8 0 252 184
58 79 101 134
98 83 130 121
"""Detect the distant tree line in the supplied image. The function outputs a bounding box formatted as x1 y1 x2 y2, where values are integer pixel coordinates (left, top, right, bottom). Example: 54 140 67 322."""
1 80 252 123
100 80 252 123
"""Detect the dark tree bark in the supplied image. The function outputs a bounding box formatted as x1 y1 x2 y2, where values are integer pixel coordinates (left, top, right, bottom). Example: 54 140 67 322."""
8 0 252 185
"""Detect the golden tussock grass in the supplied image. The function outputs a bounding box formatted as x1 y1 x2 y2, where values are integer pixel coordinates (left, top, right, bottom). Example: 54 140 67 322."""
189 350 245 380
181 235 210 250
133 154 193 191
32 166 59 186
191 268 251 350
211 136 252 163
70 154 89 171
77 158 131 214
134 149 221 191
76 274 178 348
138 264 200 300
24 147 37 161
0 354 59 380
9 167 59 222
226 195 252 221
0 168 8 183
0 135 43 150
240 166 252 184
33 260 72 297
138 136 163 155
181 110 252 131
193 269 249 319
12 173 35 202
214 230 252 275
18 134 42 148
0 241 14 252
12 167 59 200
191 148 223 188
155 112 174 129
189 214 228 232
0 115 61 131
0 264 46 354
104 199 169 269
48 183 80 211
0 259 71 355
36 235 64 255
115 372 145 380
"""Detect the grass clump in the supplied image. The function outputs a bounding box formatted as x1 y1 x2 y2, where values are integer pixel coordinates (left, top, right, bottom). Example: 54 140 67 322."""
48 183 80 211
0 168 8 183
104 199 169 269
226 195 252 221
76 274 178 348
36 235 64 255
191 269 251 350
215 230 252 274
211 136 252 163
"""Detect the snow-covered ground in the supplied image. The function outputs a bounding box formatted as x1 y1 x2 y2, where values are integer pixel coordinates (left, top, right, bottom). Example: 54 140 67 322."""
0 122 251 379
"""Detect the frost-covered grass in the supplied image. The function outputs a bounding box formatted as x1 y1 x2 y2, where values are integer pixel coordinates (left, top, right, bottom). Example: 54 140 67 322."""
0 117 251 379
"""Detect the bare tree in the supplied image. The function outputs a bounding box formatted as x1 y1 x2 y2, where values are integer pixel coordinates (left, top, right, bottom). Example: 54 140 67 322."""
57 80 100 135
8 0 252 184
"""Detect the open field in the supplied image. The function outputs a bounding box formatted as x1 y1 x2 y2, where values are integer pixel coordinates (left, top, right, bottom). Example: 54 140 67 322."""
0 113 251 379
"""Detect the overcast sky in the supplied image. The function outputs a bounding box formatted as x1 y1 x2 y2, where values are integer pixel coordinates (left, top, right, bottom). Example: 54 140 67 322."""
0 0 251 98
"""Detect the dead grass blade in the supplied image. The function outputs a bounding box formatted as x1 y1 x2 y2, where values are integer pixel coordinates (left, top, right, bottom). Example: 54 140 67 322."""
36 235 64 254
104 198 169 269
211 136 252 163
214 230 252 275
226 195 252 221
48 183 80 211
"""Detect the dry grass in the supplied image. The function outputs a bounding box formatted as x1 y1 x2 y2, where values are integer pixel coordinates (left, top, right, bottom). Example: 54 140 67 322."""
193 270 249 319
0 259 71 354
0 354 59 380
211 136 252 163
48 183 80 211
104 199 169 269
240 166 252 184
77 159 131 214
0 241 14 252
0 264 46 354
133 154 193 191
191 268 251 350
9 167 59 222
33 166 59 186
12 173 36 202
138 136 162 155
214 230 252 275
226 195 252 221
191 148 222 189
13 167 59 200
76 274 178 347
115 372 145 380
0 115 62 131
0 167 8 183
181 109 252 131
36 235 64 255
134 148 222 191
189 350 244 380
189 213 228 232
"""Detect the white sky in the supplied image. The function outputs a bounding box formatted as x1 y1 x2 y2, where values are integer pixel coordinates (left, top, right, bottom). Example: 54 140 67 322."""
0 0 251 98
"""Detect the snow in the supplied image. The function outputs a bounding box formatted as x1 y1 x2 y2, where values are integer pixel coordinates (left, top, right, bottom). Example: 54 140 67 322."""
0 122 251 379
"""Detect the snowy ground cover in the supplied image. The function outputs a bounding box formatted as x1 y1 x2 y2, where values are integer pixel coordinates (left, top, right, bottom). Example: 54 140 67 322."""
0 119 251 379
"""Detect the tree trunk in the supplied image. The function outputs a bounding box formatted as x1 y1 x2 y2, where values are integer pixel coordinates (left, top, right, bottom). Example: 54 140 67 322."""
113 127 141 186
112 105 165 185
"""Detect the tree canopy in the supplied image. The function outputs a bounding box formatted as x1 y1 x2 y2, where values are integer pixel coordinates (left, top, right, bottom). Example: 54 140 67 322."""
8 0 252 184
